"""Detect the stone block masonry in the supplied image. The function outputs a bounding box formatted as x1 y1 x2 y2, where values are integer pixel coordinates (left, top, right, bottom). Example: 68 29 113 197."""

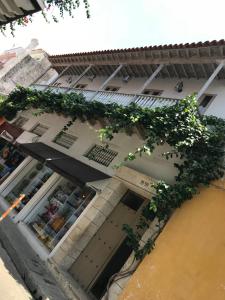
51 178 127 270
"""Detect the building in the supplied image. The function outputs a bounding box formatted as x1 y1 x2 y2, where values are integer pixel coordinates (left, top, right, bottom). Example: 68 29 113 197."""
0 40 224 299
0 0 44 26
119 179 225 300
0 39 54 95
0 41 53 193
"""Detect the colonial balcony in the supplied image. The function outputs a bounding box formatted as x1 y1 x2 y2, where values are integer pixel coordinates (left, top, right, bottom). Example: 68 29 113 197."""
31 84 179 109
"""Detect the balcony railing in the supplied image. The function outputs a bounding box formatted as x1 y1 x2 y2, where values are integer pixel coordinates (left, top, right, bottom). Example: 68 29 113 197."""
31 84 179 109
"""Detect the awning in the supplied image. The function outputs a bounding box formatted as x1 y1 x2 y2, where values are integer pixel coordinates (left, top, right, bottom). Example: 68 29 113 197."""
0 121 23 142
19 142 110 184
0 0 45 26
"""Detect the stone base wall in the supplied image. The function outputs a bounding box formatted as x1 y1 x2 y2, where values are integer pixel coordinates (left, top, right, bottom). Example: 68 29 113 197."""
51 178 127 270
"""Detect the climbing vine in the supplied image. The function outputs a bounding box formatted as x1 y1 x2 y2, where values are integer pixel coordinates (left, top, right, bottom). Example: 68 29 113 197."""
0 0 90 35
1 86 225 260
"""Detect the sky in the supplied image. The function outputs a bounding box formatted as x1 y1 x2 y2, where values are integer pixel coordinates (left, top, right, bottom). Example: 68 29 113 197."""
1 0 225 55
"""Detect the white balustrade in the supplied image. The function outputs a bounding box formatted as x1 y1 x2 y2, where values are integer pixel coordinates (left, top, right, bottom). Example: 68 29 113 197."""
31 84 178 109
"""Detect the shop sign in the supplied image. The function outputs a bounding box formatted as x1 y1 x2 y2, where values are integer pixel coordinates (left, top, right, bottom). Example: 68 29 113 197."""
0 130 14 142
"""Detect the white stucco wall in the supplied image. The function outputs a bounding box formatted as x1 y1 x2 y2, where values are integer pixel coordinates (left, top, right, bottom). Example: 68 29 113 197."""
19 71 225 184
19 110 179 184
46 74 225 119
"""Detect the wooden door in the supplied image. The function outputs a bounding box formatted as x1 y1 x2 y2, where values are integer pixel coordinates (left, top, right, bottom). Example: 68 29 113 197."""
69 191 145 298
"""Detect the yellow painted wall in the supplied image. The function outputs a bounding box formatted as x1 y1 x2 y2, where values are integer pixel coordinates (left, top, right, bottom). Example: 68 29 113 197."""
120 180 225 300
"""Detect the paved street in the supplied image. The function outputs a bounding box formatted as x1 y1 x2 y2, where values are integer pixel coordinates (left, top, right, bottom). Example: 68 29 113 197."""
0 242 32 300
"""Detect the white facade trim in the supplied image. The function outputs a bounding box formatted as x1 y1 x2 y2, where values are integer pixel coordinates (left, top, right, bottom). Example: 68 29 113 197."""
197 60 225 100
0 157 33 196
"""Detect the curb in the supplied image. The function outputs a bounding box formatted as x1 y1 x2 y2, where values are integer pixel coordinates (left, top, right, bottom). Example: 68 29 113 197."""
0 213 68 300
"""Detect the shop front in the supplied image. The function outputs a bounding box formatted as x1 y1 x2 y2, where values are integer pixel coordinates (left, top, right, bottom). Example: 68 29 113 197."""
5 161 53 213
24 177 95 251
3 142 109 257
0 121 25 184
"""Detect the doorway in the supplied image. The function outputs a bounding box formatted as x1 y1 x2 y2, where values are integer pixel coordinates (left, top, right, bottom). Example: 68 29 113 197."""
69 191 146 299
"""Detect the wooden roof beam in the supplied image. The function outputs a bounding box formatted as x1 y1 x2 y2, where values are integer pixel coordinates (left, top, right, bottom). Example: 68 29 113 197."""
141 65 149 77
166 65 174 78
50 56 225 67
171 64 180 78
201 64 208 78
163 65 172 78
191 64 198 79
133 65 140 77
180 64 189 78
127 65 136 77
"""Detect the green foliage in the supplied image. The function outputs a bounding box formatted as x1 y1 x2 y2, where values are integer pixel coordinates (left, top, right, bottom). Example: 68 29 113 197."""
0 0 90 35
1 86 225 260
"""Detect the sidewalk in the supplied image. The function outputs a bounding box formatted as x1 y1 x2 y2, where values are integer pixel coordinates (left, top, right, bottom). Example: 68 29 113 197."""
0 206 68 300
0 242 32 299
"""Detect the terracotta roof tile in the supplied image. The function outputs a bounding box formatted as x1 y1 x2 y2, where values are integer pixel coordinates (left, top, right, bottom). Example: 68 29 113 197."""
49 40 225 58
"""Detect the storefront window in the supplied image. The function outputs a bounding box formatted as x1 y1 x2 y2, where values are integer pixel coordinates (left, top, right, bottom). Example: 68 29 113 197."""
5 162 53 213
0 138 25 183
26 178 96 251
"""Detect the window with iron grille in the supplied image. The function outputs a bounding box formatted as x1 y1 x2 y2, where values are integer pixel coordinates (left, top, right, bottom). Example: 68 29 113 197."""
104 86 120 92
85 145 118 167
54 132 77 149
52 82 62 87
142 89 163 96
13 116 28 128
199 94 216 114
75 83 87 89
31 123 48 136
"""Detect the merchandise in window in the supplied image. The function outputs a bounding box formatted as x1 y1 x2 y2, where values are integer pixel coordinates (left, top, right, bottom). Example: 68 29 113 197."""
5 162 53 213
0 139 25 183
26 178 96 251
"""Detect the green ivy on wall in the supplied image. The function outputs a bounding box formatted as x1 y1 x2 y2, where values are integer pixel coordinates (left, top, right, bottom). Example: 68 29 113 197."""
1 86 225 260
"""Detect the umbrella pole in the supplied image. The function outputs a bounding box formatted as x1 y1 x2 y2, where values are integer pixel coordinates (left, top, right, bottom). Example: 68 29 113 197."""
0 194 25 222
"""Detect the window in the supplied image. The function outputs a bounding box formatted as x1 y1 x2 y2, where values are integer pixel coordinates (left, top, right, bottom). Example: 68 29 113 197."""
199 94 215 113
54 132 77 149
31 123 48 137
104 86 120 92
121 191 144 211
75 83 87 89
52 82 62 87
26 178 95 251
142 89 163 96
85 144 118 167
5 163 53 213
13 116 28 128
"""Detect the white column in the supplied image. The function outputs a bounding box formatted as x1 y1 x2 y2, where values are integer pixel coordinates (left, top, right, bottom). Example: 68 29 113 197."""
0 157 33 196
43 65 71 91
136 64 164 95
65 64 93 93
196 60 225 100
89 64 124 101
